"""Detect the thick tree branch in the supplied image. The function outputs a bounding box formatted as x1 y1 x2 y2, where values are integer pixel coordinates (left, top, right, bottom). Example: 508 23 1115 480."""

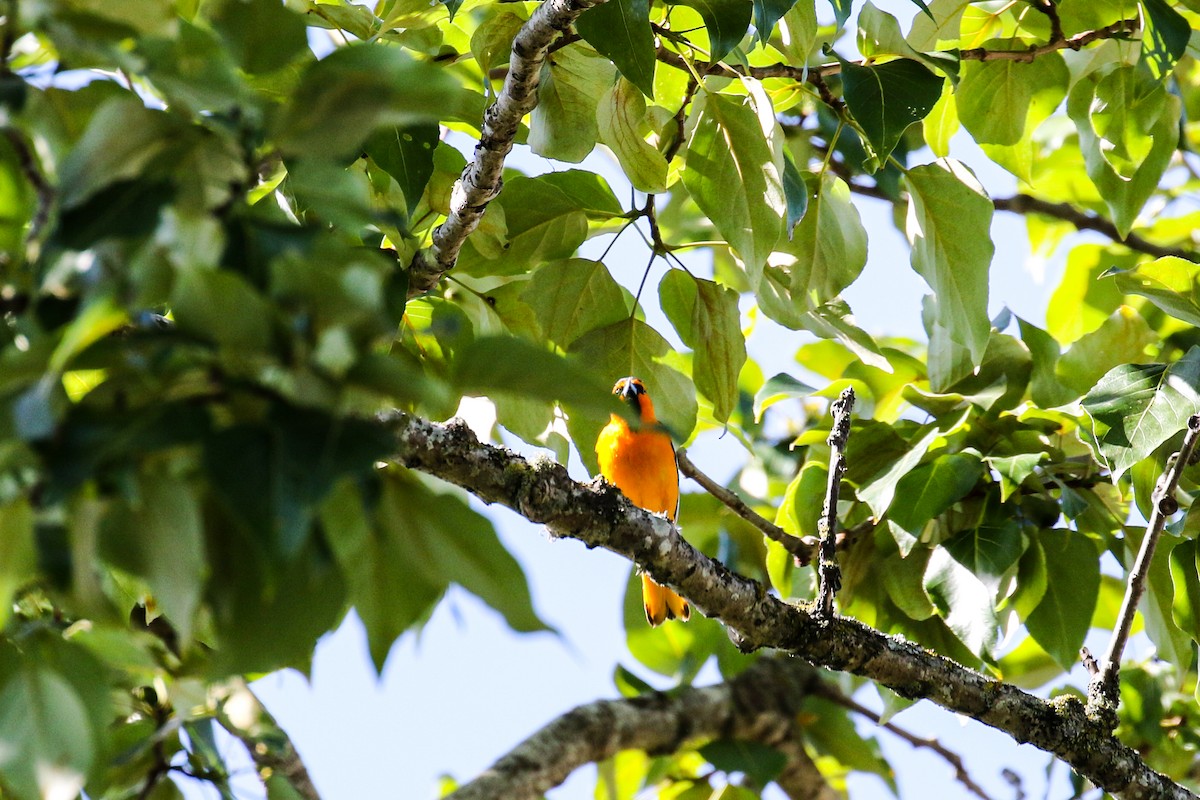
214 679 321 800
407 0 606 296
386 410 1195 800
445 656 828 800
1091 414 1200 717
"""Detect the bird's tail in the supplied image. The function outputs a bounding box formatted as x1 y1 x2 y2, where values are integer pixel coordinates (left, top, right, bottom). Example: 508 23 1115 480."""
642 574 691 626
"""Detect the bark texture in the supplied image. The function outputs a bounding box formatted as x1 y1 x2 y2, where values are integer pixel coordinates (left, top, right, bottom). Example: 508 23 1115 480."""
407 0 607 296
446 657 829 800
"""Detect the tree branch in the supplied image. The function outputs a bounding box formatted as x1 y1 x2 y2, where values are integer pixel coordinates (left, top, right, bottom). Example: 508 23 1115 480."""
817 387 853 618
386 410 1196 800
445 656 829 800
959 18 1139 63
407 0 607 296
214 678 321 800
1091 414 1200 718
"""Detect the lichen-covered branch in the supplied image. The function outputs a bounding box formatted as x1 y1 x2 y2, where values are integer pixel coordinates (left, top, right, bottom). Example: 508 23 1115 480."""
1091 414 1200 717
445 657 827 800
385 410 1196 800
407 0 606 296
817 387 853 618
214 679 321 800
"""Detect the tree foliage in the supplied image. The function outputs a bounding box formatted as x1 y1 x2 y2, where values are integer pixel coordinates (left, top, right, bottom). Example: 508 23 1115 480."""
3 0 1200 797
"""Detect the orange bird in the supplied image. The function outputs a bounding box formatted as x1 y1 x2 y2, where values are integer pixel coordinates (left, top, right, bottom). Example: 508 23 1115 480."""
596 376 690 626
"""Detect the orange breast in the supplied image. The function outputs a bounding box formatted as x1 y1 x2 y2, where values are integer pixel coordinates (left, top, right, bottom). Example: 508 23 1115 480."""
596 417 679 521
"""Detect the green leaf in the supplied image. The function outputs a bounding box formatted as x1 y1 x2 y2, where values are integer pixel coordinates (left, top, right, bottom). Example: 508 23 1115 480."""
753 0 797 44
1106 256 1200 328
364 124 440 217
0 650 95 800
521 259 631 348
1141 0 1189 79
1081 347 1200 480
1067 64 1180 238
577 0 657 98
275 44 464 158
210 0 309 74
0 500 36 631
622 567 719 680
699 739 787 787
451 335 619 413
858 410 969 520
672 0 752 62
840 58 943 168
658 271 746 424
597 77 669 194
753 372 815 422
922 79 958 158
942 497 1024 598
1016 316 1076 408
987 452 1048 502
957 54 1068 146
1026 529 1100 669
456 175 589 276
103 473 207 643
781 152 809 237
171 269 274 352
905 159 994 365
1055 306 1155 396
1136 530 1195 676
1170 538 1200 648
887 453 983 541
924 543 1000 657
529 45 615 162
781 173 867 306
683 84 784 288
756 276 891 371
827 0 853 28
803 696 894 782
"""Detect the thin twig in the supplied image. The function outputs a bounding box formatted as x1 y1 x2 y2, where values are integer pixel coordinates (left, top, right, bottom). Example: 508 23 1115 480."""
816 683 996 800
817 387 853 618
840 178 1194 260
960 18 1139 62
1091 414 1200 719
1027 0 1064 45
993 194 1192 260
676 448 812 563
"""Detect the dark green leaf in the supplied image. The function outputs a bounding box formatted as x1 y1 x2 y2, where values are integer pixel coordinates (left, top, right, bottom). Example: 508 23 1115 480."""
672 0 752 62
577 0 657 98
841 58 943 167
1081 346 1200 479
451 335 619 413
365 124 440 217
753 0 796 43
210 0 309 74
275 45 464 157
1142 0 1189 79
521 259 630 348
888 453 984 538
699 739 787 787
781 152 809 238
1026 529 1099 669
924 543 1001 657
827 0 854 28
